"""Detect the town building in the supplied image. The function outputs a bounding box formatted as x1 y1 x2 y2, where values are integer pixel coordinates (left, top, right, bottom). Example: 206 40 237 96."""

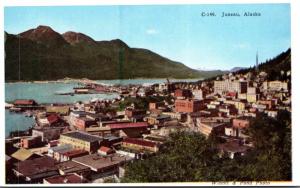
122 138 159 153
263 81 288 91
192 89 205 100
73 117 97 131
197 119 226 137
20 136 42 149
145 114 171 127
60 149 89 162
214 80 248 94
32 127 62 142
59 131 103 153
174 89 192 99
149 101 165 110
175 99 202 113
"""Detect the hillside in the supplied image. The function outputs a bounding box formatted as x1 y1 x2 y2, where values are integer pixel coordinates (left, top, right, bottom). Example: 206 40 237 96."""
5 25 211 81
235 48 291 81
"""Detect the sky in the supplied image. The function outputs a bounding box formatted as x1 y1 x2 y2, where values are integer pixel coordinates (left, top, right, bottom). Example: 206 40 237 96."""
4 4 291 70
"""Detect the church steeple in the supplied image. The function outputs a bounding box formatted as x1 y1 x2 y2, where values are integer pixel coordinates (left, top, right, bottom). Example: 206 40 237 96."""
256 51 259 71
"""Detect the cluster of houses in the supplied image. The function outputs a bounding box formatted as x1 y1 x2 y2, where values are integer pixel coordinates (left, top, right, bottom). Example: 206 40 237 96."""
5 70 291 184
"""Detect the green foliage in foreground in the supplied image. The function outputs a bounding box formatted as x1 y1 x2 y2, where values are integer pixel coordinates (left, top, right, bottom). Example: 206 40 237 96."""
121 110 291 182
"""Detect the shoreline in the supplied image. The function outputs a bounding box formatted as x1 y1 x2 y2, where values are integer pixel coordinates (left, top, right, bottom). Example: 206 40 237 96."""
5 77 203 84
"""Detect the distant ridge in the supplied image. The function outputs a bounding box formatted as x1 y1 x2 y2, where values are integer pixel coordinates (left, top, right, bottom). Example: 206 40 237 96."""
5 25 223 81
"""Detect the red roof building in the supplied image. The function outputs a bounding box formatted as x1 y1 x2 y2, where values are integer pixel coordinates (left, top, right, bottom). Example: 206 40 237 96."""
98 146 115 155
47 114 60 125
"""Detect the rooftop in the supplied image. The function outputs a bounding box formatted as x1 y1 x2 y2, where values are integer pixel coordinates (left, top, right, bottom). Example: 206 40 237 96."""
98 146 113 153
13 156 58 177
62 131 103 143
46 106 70 114
61 149 89 158
108 122 148 129
47 114 60 124
72 153 132 172
123 138 157 148
49 144 73 153
11 148 38 161
44 173 87 184
56 160 90 174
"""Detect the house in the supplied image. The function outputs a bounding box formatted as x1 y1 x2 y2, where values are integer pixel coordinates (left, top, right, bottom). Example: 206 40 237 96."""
218 140 252 159
122 138 159 153
59 131 103 153
13 156 59 183
43 173 88 184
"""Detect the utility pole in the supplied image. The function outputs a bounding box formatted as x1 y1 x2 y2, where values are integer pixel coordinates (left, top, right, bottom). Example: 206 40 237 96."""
18 34 21 81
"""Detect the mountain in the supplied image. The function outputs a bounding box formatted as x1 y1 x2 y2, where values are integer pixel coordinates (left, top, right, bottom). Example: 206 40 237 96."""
62 31 96 45
230 67 246 72
5 25 220 81
19 25 68 47
197 69 229 78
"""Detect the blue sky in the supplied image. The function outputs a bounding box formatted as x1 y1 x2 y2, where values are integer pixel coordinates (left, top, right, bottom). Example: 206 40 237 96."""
4 4 290 70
